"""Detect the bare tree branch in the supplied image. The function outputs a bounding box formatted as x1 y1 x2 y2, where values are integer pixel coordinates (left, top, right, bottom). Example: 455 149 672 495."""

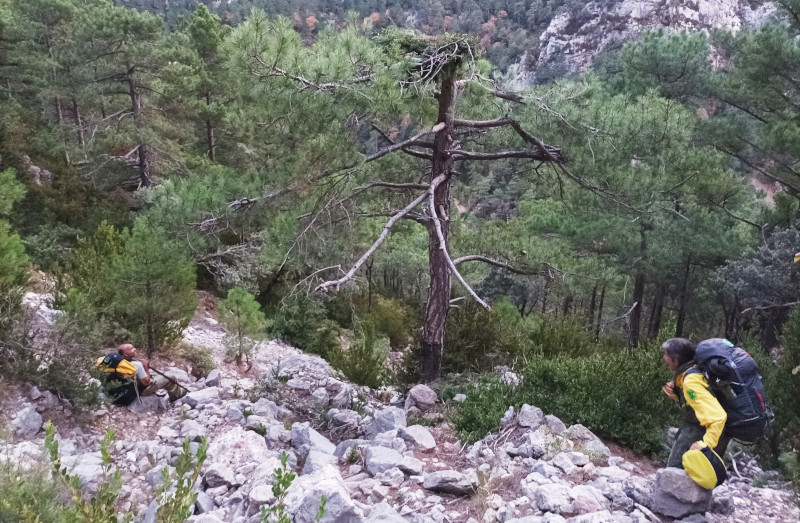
428 179 491 310
315 179 442 292
740 302 800 314
453 255 537 275
451 149 561 162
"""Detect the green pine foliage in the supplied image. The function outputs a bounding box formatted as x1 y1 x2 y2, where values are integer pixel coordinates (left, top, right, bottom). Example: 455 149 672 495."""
219 286 267 365
329 320 387 388
106 222 197 355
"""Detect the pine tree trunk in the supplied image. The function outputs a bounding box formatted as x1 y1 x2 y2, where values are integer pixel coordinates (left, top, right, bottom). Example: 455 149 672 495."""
676 256 692 337
73 98 85 149
595 285 606 339
587 284 597 330
128 74 153 187
206 92 216 161
562 294 573 316
628 228 648 350
419 66 457 384
647 288 665 340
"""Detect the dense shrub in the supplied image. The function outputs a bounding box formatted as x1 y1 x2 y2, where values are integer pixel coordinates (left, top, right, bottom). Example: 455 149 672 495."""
443 299 534 373
454 343 679 457
747 311 800 482
444 299 605 374
0 461 65 523
370 296 414 349
271 296 340 357
329 321 387 388
175 342 216 379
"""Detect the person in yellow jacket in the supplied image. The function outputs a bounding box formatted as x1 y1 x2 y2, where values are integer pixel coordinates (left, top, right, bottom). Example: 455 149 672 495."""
662 337 730 468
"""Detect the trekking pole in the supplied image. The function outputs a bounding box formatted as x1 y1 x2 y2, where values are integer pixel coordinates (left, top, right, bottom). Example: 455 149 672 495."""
148 367 191 393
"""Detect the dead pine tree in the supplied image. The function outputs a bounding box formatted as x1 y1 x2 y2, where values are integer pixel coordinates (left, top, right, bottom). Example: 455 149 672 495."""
230 25 569 382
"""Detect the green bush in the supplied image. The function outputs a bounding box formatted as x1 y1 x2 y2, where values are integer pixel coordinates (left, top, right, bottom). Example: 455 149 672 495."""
270 296 340 357
746 313 800 481
176 342 216 379
0 460 65 523
329 321 387 389
370 297 414 349
443 300 534 373
453 343 678 457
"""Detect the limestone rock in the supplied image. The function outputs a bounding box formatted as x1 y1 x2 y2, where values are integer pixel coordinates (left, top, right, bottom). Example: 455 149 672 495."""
205 369 220 387
291 422 336 456
195 491 215 514
204 463 236 488
61 452 104 495
207 426 277 470
423 470 478 496
365 407 407 440
181 420 207 441
182 387 220 408
283 465 362 523
12 407 43 435
534 483 572 514
404 384 437 412
651 467 712 518
397 425 436 452
252 398 279 418
365 446 404 476
244 415 272 433
303 450 339 475
545 414 567 435
365 502 406 522
570 485 610 514
518 404 544 428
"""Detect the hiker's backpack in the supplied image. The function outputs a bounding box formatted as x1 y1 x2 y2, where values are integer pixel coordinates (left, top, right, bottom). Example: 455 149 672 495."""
691 338 773 443
95 353 138 380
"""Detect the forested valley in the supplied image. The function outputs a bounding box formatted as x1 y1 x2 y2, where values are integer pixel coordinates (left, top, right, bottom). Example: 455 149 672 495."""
2 0 800 520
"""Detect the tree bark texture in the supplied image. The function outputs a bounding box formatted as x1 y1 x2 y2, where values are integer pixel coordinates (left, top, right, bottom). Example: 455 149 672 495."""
419 65 457 383
206 92 216 161
129 74 153 187
627 228 648 350
676 255 692 337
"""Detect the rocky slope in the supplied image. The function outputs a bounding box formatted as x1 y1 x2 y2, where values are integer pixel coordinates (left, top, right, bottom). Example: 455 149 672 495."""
1 294 799 523
527 0 777 83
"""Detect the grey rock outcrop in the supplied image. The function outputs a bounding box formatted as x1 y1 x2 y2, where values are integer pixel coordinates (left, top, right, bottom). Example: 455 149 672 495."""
397 425 436 451
423 469 478 495
291 422 336 456
531 0 777 81
182 387 220 408
651 467 712 518
12 407 43 435
365 446 404 476
283 465 363 523
404 384 437 412
365 407 406 440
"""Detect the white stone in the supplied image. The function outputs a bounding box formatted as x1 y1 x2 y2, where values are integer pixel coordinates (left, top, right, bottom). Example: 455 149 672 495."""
397 425 436 451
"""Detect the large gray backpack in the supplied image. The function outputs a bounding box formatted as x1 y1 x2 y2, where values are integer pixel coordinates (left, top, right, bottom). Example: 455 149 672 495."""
689 338 773 443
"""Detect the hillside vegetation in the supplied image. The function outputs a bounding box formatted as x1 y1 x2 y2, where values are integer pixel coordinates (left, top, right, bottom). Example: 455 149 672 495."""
1 0 800 504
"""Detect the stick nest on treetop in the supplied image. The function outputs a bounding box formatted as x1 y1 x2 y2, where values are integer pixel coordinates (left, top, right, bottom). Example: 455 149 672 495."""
376 28 481 86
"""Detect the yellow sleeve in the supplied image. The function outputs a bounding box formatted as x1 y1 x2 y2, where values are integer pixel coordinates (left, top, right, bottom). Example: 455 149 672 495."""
682 373 727 449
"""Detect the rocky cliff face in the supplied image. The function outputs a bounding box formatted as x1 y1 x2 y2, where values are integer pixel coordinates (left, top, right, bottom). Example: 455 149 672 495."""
531 0 777 82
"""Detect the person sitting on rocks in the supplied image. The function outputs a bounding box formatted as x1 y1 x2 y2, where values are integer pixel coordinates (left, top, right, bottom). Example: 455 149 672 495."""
102 343 152 406
662 337 730 468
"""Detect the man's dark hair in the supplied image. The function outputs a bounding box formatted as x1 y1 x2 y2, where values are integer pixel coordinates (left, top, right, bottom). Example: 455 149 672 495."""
662 338 696 366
